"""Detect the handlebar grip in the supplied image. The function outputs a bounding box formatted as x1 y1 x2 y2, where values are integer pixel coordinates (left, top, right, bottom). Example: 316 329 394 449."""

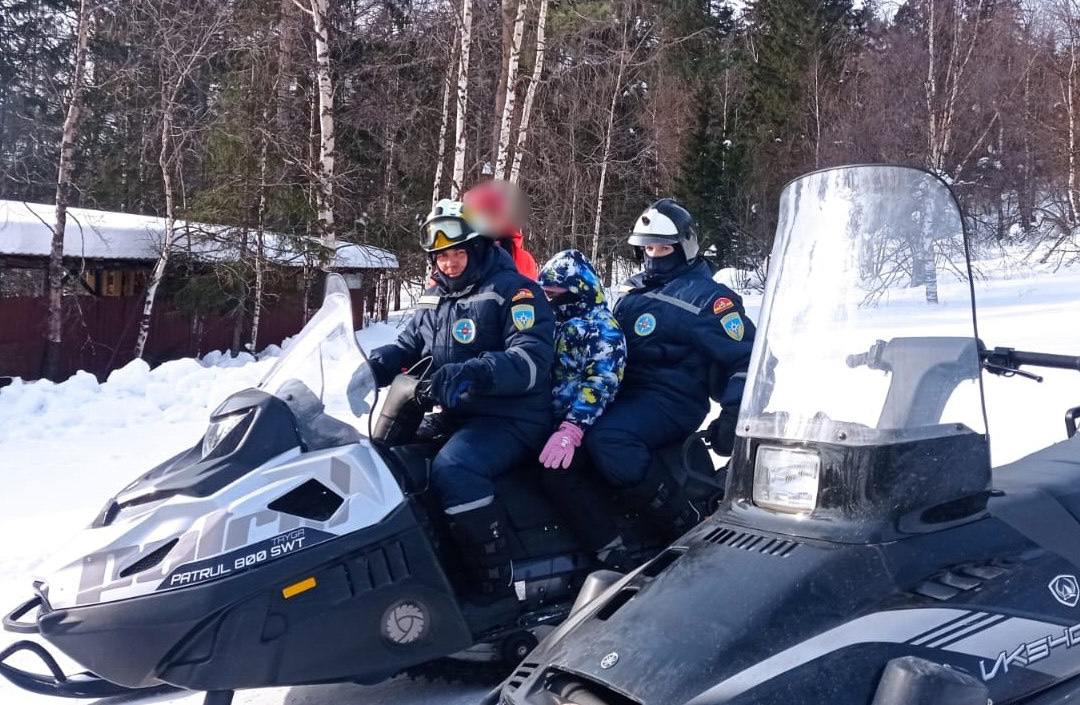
1009 350 1080 371
846 353 867 368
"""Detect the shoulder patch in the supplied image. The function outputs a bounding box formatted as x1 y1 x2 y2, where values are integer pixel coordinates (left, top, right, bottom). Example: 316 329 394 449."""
720 312 744 341
713 297 734 315
512 288 535 302
452 318 477 344
511 304 536 331
634 313 657 337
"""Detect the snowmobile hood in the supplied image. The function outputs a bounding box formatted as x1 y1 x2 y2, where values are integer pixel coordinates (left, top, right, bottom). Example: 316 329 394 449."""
33 275 403 610
539 248 608 320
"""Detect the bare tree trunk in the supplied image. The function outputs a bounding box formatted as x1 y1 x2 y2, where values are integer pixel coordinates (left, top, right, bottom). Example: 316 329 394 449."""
135 91 180 358
590 19 629 264
450 0 474 198
925 0 939 172
44 0 94 380
135 4 222 359
492 0 516 162
432 39 458 205
1066 1 1079 225
302 0 336 250
494 0 527 180
509 0 549 185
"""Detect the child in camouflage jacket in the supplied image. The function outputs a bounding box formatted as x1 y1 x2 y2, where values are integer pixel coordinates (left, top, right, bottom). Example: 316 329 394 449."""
537 249 627 468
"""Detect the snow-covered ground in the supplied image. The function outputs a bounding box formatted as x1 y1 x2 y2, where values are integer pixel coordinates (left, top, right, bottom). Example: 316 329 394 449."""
0 259 1077 705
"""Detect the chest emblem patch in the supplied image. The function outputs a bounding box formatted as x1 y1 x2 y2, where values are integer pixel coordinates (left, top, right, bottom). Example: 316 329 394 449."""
713 297 734 315
634 313 657 336
452 318 477 344
721 312 744 341
511 304 536 331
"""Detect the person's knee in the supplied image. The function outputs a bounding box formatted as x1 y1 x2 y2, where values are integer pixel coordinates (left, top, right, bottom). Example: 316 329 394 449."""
431 450 492 510
585 426 648 487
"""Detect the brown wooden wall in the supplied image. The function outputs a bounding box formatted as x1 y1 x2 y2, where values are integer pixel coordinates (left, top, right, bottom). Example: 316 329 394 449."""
0 290 371 381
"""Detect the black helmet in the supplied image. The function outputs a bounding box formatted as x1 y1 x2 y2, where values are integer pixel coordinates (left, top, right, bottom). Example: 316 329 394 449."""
628 198 699 260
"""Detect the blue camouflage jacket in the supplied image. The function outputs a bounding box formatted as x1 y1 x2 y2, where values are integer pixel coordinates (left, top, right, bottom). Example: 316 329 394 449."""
539 250 626 428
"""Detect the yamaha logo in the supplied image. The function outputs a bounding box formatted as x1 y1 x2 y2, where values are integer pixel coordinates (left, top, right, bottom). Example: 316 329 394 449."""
1050 575 1080 607
600 652 619 669
382 600 429 645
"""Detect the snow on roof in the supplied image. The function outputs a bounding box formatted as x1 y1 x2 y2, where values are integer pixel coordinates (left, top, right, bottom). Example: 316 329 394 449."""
0 200 397 269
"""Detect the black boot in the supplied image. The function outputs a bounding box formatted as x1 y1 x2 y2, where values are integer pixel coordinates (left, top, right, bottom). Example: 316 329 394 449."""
541 462 633 571
445 501 521 634
620 460 702 542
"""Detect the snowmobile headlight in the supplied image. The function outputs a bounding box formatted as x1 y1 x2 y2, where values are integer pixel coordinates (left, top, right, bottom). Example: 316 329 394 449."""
752 446 820 515
201 411 249 459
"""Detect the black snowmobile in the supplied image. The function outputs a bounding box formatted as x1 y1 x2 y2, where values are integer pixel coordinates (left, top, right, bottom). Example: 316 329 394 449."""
487 164 1080 705
0 275 726 705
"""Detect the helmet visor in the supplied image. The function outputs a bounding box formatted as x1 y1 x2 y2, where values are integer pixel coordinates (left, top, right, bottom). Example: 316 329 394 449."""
628 233 678 247
421 218 473 251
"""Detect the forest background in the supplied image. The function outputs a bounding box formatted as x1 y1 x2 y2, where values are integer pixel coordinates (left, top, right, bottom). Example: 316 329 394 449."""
3 0 1080 373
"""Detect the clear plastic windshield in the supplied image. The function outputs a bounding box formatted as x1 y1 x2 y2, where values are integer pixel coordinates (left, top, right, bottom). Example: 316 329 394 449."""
739 166 987 445
258 274 376 434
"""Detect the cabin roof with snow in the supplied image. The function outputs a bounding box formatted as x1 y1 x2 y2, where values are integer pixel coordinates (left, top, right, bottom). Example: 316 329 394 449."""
0 200 398 270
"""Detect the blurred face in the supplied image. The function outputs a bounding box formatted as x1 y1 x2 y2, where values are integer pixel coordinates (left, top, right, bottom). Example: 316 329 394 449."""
645 244 676 258
435 248 469 278
542 286 568 300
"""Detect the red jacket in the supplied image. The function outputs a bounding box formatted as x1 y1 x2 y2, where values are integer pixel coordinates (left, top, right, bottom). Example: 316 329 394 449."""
501 230 539 280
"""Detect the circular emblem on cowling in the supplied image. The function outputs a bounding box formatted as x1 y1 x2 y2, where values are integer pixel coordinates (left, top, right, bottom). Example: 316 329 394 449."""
1050 575 1080 607
600 651 619 669
382 600 429 645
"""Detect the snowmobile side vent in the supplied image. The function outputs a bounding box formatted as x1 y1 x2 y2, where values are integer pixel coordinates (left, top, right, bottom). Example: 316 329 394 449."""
700 526 800 557
639 548 685 578
118 538 179 578
595 587 639 621
267 479 344 522
506 661 540 692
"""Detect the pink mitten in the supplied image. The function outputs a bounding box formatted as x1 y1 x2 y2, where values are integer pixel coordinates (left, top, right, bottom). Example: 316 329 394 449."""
539 422 585 470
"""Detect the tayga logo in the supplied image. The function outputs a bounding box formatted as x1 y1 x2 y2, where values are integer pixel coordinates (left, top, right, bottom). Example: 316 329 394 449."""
980 622 1080 681
160 527 333 590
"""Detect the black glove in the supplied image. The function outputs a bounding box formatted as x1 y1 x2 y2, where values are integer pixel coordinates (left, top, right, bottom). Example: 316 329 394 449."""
429 360 490 409
707 409 739 456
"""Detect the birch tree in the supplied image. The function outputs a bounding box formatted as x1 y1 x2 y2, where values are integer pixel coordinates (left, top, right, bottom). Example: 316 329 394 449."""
135 1 226 359
494 0 528 180
451 0 474 198
44 0 94 380
432 39 458 205
295 0 336 249
509 0 549 184
590 14 631 265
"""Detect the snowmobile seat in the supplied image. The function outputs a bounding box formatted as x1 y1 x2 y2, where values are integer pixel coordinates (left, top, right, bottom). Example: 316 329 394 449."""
992 434 1080 524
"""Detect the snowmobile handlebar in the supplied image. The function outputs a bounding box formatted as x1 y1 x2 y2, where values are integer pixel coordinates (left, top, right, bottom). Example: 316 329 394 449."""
981 346 1080 373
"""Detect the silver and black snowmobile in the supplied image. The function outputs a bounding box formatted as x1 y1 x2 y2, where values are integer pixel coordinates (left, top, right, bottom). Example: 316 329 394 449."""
0 275 726 705
487 164 1080 705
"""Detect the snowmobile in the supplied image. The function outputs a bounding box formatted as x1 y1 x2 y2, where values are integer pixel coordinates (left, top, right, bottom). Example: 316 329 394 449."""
487 164 1080 705
0 275 726 705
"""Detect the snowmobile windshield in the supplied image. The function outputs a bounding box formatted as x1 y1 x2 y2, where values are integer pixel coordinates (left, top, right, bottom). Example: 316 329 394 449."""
258 275 377 434
739 165 987 445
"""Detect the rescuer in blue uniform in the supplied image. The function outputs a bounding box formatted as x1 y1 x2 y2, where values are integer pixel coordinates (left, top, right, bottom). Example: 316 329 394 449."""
367 199 554 623
584 198 755 539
